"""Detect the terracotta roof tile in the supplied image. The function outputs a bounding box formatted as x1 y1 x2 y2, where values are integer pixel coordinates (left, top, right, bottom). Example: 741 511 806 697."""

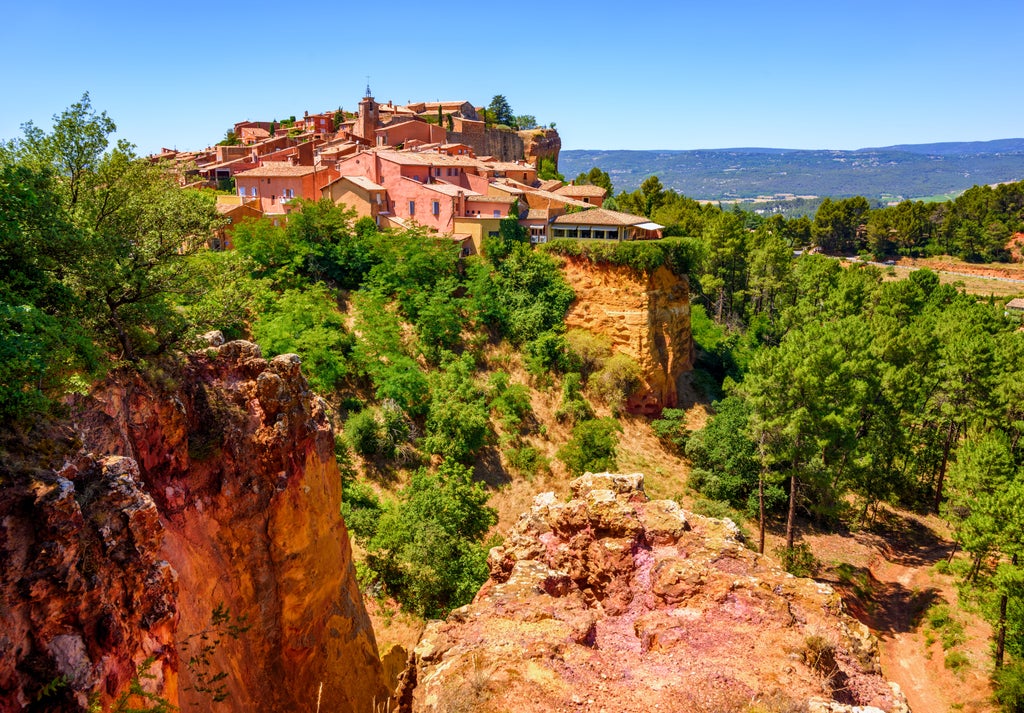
555 184 607 197
551 207 651 227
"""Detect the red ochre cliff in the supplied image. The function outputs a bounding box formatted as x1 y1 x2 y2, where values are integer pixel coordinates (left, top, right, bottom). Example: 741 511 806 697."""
561 258 694 414
399 473 909 713
0 340 387 712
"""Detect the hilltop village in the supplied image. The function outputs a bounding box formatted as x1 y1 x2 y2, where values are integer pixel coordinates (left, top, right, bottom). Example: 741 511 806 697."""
154 91 663 253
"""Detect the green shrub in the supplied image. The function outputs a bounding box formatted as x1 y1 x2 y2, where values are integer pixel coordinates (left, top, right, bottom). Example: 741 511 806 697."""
341 477 383 542
775 543 818 577
506 445 548 478
366 460 497 617
488 373 533 433
555 372 594 424
651 408 688 452
590 353 642 411
558 417 622 476
344 409 383 457
994 661 1024 712
541 237 700 276
944 650 969 673
423 353 490 463
525 331 579 377
565 329 611 381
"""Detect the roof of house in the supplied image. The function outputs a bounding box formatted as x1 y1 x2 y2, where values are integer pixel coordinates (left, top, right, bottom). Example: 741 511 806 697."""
236 164 317 178
466 195 516 204
340 175 385 191
421 182 478 197
522 188 591 209
485 161 536 172
555 184 607 198
538 179 564 192
1007 297 1024 310
523 208 551 221
551 207 654 227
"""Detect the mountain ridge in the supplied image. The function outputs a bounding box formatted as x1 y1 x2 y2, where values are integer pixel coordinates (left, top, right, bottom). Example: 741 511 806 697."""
561 139 1024 202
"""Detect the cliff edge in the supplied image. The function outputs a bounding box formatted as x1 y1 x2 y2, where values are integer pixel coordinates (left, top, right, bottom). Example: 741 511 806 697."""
401 472 908 713
0 340 387 712
562 259 694 414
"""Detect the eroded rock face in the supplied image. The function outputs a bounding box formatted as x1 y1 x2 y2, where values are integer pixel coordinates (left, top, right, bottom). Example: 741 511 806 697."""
0 342 387 712
402 473 909 713
561 258 694 414
520 128 561 171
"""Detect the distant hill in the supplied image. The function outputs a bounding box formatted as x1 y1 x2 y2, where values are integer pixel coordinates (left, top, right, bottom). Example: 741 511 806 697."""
560 140 1024 203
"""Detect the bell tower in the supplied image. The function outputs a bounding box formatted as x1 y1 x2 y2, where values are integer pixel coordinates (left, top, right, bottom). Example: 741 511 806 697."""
355 83 378 140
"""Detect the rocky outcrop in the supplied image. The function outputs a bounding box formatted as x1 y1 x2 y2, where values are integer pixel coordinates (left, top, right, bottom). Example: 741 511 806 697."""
0 341 387 712
562 259 694 413
520 128 561 170
402 473 909 713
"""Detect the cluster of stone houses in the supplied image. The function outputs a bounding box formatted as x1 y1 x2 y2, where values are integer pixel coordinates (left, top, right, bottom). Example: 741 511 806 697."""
154 91 662 253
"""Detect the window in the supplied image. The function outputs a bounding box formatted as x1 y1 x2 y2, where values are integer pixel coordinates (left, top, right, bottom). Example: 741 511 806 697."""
581 229 591 239
250 186 257 197
409 200 415 215
432 201 440 216
434 167 441 176
552 228 566 238
493 210 501 218
238 187 245 196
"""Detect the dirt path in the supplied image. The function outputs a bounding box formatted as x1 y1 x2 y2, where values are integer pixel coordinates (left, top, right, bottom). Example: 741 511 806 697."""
870 545 954 713
809 511 996 713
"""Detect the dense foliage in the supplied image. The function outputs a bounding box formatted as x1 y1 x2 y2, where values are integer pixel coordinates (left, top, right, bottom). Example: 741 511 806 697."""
0 94 220 418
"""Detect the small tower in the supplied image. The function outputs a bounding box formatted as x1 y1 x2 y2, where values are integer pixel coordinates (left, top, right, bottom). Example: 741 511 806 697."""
355 85 378 140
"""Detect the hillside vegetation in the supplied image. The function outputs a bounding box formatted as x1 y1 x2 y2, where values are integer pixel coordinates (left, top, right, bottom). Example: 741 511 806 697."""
6 98 1024 711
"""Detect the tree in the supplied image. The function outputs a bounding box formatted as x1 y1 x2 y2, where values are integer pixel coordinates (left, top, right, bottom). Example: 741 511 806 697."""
573 167 614 195
514 115 538 130
558 417 622 476
943 429 1024 668
487 95 514 128
3 94 220 363
366 461 497 617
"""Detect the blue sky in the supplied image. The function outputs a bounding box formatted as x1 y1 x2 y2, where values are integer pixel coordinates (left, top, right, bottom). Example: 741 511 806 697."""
2 0 1021 154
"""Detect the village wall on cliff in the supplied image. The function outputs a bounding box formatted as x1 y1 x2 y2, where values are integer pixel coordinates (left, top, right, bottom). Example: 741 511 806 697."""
561 257 694 414
0 340 388 713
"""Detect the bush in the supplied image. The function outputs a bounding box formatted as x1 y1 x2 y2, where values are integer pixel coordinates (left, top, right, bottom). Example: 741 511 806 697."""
565 329 611 381
341 477 383 542
651 408 688 452
345 409 382 457
366 461 497 617
251 285 353 394
775 543 818 577
488 372 533 433
423 354 490 463
506 445 548 478
802 635 839 682
555 373 594 425
525 331 579 378
541 237 700 276
944 650 969 673
995 661 1024 712
558 417 622 476
590 353 642 412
